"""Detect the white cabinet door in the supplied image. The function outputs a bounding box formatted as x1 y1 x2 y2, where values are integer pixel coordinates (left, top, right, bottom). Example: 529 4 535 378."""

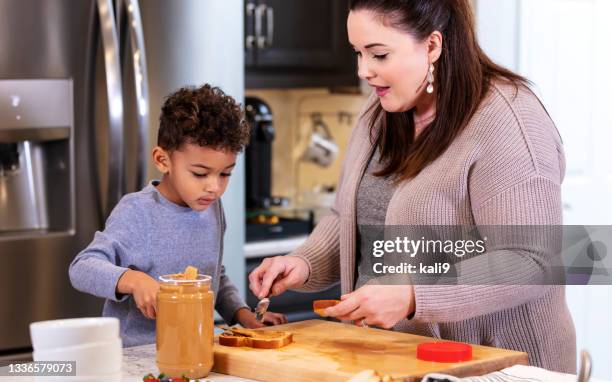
518 0 612 224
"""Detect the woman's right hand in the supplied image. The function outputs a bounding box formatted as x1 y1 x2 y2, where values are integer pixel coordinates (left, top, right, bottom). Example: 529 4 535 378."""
116 269 160 319
248 256 310 299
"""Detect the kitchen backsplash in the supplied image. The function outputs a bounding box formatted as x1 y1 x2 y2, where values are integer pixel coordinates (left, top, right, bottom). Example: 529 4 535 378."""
245 88 369 208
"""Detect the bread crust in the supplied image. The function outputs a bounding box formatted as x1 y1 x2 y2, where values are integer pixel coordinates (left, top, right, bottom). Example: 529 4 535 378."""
218 328 293 349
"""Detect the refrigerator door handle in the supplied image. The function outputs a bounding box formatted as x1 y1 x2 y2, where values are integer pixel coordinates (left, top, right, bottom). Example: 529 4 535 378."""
124 0 149 190
96 0 124 216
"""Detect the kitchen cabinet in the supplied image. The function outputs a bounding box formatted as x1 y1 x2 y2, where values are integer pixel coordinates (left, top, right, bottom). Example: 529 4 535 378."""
245 0 358 88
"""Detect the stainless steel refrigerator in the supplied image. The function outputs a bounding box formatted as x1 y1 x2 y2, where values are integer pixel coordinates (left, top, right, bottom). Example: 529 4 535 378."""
0 0 245 355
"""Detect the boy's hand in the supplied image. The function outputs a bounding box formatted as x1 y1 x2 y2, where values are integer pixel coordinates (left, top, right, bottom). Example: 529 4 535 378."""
116 269 160 319
234 307 288 328
261 311 289 326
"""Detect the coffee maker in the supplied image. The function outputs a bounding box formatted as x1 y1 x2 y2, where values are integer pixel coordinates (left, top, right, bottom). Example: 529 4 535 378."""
244 96 276 210
244 97 312 242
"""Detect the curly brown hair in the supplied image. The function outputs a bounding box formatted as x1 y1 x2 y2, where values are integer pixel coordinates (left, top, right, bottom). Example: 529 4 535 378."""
158 84 250 153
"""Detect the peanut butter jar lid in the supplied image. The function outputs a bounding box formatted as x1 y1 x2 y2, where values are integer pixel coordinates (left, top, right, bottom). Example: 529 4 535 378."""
416 341 472 363
159 274 212 286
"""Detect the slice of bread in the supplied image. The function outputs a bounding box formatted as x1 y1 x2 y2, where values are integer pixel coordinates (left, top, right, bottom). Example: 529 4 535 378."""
313 299 341 317
219 327 293 349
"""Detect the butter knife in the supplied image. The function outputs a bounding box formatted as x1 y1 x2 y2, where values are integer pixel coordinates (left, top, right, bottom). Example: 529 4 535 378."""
255 297 270 322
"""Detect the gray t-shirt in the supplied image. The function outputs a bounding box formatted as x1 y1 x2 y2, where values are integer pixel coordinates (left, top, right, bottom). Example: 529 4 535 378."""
355 149 396 289
69 181 247 346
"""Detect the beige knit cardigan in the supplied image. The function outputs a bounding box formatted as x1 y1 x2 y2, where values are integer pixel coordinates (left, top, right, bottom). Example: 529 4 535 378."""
290 82 576 373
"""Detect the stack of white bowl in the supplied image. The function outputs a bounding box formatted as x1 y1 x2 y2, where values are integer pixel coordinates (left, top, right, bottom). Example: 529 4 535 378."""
29 317 122 382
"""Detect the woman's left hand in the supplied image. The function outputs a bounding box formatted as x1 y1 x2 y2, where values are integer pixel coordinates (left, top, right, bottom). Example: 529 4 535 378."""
324 285 416 329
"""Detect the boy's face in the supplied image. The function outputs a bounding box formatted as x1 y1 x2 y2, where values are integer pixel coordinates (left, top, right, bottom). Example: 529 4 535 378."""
153 143 237 211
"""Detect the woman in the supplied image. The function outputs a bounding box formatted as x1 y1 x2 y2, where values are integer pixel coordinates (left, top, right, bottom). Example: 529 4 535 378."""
249 0 575 373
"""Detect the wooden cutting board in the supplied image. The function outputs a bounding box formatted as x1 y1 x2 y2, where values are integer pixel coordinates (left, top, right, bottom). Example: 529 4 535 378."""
213 320 528 382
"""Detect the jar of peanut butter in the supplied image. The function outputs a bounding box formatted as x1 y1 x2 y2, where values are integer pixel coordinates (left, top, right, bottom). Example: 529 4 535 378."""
156 274 214 379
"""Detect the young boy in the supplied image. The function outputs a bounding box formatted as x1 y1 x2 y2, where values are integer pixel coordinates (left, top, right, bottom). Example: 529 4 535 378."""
69 84 286 346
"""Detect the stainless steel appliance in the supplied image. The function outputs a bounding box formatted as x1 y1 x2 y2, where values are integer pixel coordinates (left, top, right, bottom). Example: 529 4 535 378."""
0 81 72 235
0 0 246 355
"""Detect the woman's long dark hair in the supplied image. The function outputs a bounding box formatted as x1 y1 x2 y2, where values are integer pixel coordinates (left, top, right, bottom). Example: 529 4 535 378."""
350 0 529 181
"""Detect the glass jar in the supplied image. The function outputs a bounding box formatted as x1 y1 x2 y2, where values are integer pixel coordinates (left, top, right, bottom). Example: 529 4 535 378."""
156 274 214 379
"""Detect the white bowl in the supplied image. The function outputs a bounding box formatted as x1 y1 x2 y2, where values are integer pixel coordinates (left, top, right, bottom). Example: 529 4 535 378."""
30 317 119 351
33 338 122 375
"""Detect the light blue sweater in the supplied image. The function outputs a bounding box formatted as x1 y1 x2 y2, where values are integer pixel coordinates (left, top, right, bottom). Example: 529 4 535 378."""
69 181 247 347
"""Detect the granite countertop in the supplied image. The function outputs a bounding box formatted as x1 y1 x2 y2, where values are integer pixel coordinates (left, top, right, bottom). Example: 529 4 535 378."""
0 344 254 382
3 343 610 381
121 344 254 382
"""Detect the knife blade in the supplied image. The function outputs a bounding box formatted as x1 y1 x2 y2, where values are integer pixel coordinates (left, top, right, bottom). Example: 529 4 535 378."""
255 297 270 322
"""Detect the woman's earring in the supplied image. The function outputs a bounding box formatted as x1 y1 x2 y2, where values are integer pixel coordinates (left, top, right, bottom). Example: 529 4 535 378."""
426 64 435 94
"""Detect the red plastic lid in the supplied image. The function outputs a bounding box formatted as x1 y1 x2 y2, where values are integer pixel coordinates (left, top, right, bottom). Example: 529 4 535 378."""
417 342 473 362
